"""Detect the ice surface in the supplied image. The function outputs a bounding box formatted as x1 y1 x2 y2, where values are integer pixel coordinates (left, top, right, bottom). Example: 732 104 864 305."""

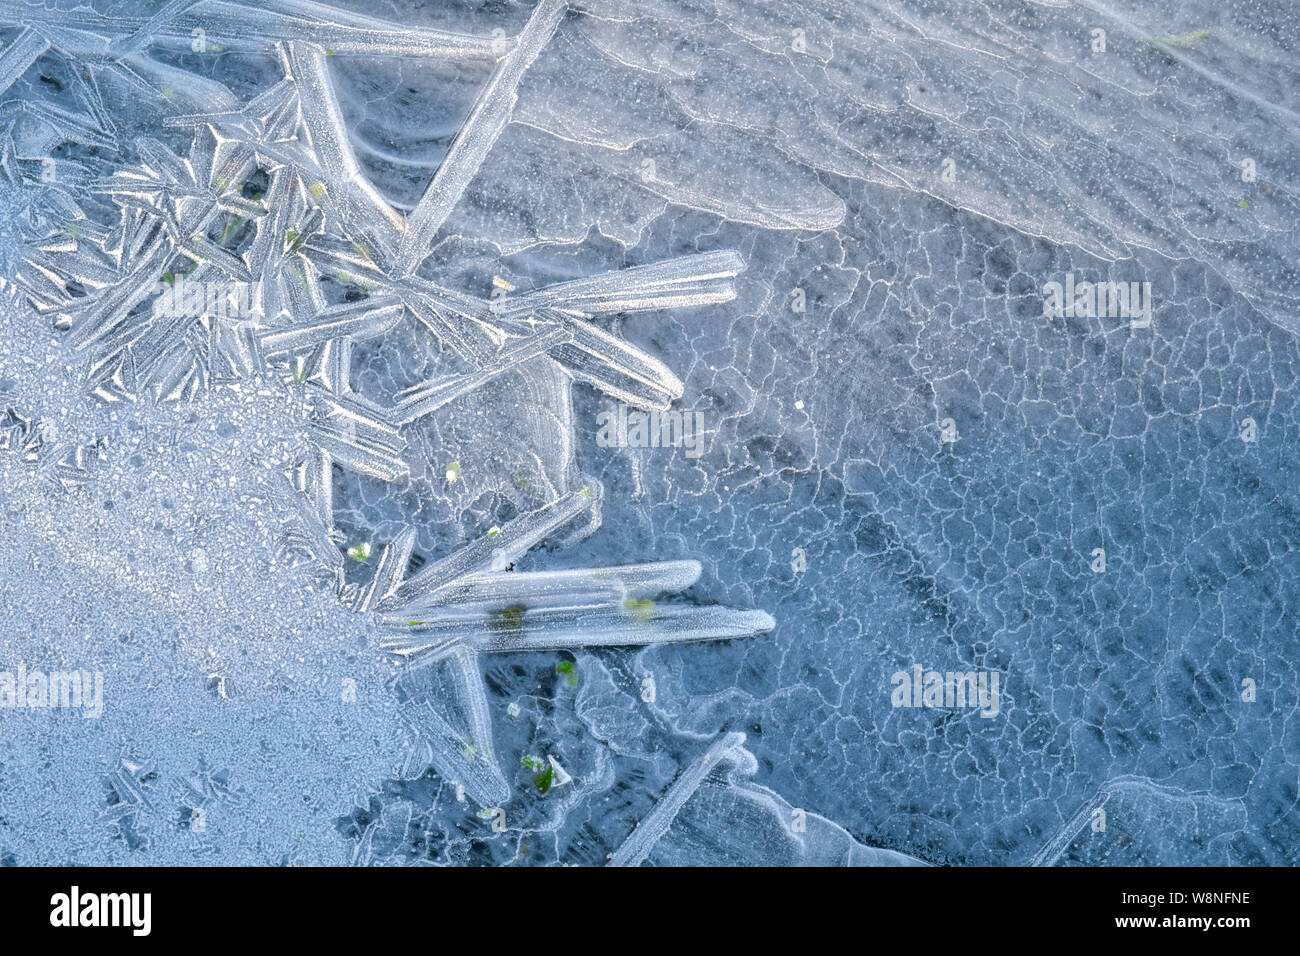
0 0 1297 867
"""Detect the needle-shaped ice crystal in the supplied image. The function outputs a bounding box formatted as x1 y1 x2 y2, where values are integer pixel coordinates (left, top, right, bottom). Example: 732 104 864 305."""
259 295 404 355
395 643 510 807
0 0 504 60
395 0 568 272
283 42 406 241
608 732 753 867
307 388 408 482
0 25 47 98
391 327 569 424
490 250 745 318
384 603 776 657
380 489 597 612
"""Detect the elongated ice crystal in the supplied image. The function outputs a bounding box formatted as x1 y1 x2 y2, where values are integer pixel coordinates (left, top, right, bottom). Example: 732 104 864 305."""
608 733 928 867
0 0 504 60
395 0 568 272
608 732 752 867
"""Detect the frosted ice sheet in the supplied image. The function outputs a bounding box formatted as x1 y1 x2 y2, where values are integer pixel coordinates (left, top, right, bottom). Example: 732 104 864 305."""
1 0 1298 866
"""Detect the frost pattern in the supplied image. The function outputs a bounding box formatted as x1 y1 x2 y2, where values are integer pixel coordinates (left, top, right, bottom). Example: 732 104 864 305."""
1 0 1297 866
0 0 797 863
